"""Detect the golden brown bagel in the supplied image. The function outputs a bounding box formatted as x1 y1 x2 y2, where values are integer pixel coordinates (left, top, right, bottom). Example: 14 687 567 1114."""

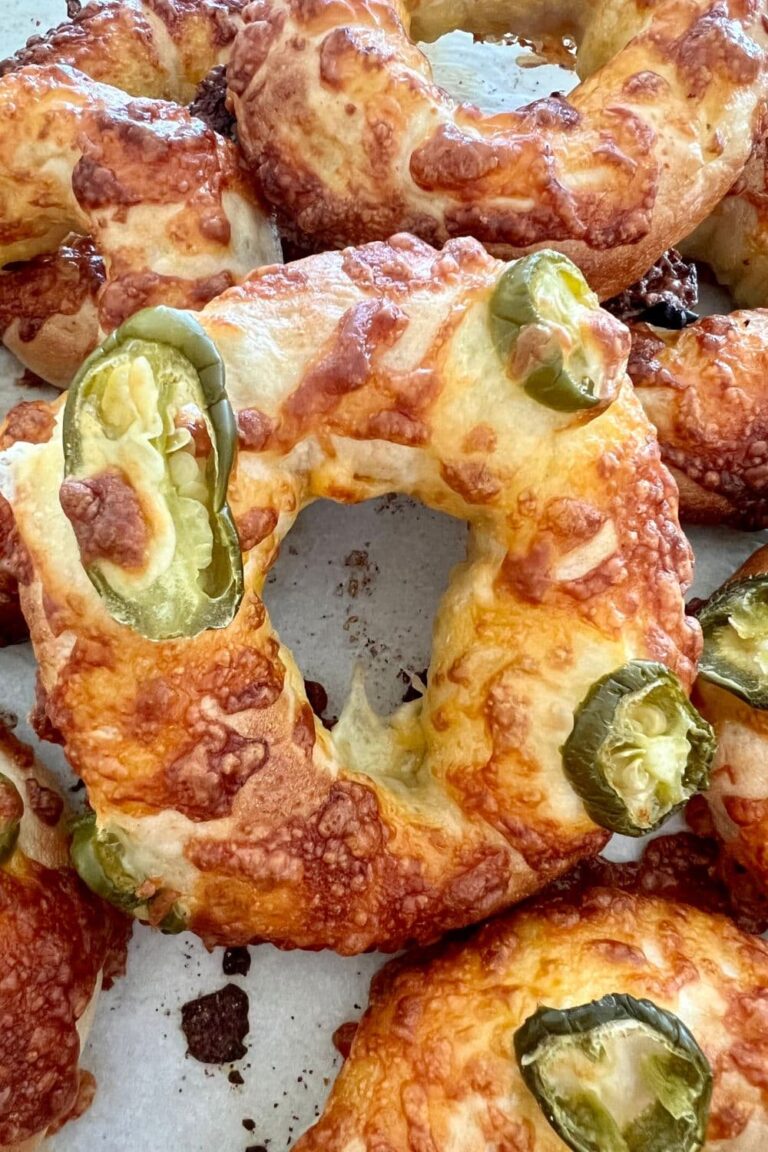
0 64 281 386
0 239 105 392
10 0 768 311
0 402 57 647
295 887 768 1150
403 0 768 315
228 0 768 296
0 237 705 952
690 544 768 905
0 723 127 1152
684 134 768 308
626 310 768 529
0 0 248 102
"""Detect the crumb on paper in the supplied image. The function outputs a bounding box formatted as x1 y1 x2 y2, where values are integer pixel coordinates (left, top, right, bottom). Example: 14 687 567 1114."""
180 984 250 1064
222 946 251 977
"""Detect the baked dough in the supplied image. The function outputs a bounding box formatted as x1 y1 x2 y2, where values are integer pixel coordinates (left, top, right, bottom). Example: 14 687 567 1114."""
0 0 248 102
0 63 280 387
0 723 127 1151
627 310 768 529
7 0 768 301
8 0 768 310
0 236 704 951
691 544 768 905
294 886 768 1150
684 138 768 309
227 0 768 296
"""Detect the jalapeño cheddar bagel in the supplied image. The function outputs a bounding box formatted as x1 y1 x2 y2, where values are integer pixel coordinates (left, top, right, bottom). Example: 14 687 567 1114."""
226 0 767 296
0 63 280 387
690 544 768 904
295 887 768 1150
0 723 126 1151
0 238 709 951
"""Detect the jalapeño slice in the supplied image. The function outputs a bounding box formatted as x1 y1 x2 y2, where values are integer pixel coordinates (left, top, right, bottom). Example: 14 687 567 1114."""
515 994 712 1152
562 661 714 836
71 811 187 933
490 250 610 413
0 773 22 864
696 576 768 708
62 306 243 640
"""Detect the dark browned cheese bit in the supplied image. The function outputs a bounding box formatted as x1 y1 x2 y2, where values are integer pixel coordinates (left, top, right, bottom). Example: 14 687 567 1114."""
180 983 250 1063
189 66 237 141
304 680 329 717
222 946 251 976
603 249 698 328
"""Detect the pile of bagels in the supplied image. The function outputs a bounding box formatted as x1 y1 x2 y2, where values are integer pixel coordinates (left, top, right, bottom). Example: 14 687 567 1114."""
3 2 768 1149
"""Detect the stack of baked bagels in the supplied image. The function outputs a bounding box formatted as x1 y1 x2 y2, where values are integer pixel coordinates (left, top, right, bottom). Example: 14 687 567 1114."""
3 1 768 1148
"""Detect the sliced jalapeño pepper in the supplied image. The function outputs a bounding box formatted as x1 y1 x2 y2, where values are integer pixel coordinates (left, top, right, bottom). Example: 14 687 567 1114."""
515 994 712 1152
562 661 714 836
62 306 243 641
71 810 187 932
0 772 23 864
696 576 768 708
490 250 610 413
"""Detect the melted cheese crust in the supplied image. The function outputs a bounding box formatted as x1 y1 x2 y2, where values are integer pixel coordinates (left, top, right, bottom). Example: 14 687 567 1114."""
0 727 122 1151
0 235 701 952
296 889 768 1150
0 61 280 385
628 310 768 529
228 0 767 297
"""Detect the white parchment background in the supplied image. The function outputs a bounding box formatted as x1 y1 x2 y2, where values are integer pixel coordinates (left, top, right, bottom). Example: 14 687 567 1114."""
1 6 764 1149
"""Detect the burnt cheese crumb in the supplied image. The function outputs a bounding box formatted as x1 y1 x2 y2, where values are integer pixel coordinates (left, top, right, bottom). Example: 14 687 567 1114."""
604 249 698 329
189 66 237 141
222 946 251 977
304 679 337 729
304 680 328 717
180 983 250 1063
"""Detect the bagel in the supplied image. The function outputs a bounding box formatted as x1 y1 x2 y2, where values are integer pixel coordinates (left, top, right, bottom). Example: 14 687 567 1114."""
0 237 709 951
4 2 764 297
684 135 768 308
0 64 281 387
0 0 248 102
0 239 105 392
626 309 768 529
294 886 768 1150
227 0 768 296
0 722 127 1151
688 543 768 906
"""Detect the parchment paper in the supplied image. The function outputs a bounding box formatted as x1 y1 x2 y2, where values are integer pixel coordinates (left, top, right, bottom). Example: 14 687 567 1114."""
2 7 764 1149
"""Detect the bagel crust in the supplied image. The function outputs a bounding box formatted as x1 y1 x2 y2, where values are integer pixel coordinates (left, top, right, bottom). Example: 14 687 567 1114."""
0 0 249 103
0 64 281 385
684 132 768 308
0 725 127 1151
0 235 701 952
627 310 768 528
228 0 768 297
294 888 768 1150
692 545 768 906
0 239 105 392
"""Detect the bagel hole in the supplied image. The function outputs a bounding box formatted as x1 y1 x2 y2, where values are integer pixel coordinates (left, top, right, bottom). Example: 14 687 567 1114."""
264 495 465 722
421 30 575 114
